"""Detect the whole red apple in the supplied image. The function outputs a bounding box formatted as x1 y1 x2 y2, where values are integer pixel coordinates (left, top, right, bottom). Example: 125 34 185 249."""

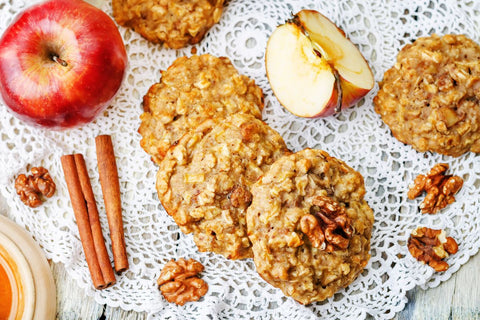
0 0 127 129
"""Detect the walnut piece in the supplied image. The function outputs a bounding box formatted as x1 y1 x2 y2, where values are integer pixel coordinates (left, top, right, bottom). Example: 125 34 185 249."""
229 185 252 209
407 227 458 272
408 163 463 214
299 196 353 252
157 258 208 306
14 167 56 208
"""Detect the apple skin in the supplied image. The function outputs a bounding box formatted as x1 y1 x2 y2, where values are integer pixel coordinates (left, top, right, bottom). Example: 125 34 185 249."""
339 79 371 111
0 0 128 130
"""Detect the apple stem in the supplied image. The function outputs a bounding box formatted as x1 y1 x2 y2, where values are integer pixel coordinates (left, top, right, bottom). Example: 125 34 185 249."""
333 69 343 113
52 55 68 67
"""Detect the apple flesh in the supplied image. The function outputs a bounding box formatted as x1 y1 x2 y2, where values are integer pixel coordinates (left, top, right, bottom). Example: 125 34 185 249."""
266 10 374 118
0 0 127 129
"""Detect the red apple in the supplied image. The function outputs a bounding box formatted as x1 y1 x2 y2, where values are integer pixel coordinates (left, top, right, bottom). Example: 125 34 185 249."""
266 10 374 118
0 0 127 129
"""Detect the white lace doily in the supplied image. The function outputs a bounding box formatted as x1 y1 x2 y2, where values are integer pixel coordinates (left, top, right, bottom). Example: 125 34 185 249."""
1 0 480 319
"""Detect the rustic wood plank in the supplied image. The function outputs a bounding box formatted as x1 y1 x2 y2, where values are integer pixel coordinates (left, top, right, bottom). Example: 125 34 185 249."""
394 250 480 320
103 307 147 320
51 262 104 320
52 262 149 319
451 251 480 320
406 277 455 320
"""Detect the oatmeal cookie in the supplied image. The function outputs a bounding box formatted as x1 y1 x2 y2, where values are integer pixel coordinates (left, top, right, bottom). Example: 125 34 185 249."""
139 54 264 163
156 114 289 260
112 0 224 49
246 149 373 304
374 34 480 157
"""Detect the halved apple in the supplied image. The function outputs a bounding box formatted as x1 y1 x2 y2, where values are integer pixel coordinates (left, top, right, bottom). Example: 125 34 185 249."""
266 10 374 118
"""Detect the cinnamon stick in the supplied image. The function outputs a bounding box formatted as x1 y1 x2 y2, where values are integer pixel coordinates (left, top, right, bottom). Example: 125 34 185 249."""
61 154 116 289
95 135 129 273
73 154 116 287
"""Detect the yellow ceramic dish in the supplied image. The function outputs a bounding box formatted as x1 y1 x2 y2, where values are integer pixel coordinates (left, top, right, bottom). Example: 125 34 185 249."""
0 232 35 320
0 215 56 320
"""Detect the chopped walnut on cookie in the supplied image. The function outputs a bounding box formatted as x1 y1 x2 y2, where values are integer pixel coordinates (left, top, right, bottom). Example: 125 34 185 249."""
157 258 208 306
408 163 463 214
15 166 56 208
407 227 458 272
300 196 353 252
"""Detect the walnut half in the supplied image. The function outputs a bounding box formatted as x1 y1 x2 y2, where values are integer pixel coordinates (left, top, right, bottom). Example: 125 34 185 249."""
14 166 56 208
408 163 463 214
299 196 353 252
407 227 458 272
157 258 208 306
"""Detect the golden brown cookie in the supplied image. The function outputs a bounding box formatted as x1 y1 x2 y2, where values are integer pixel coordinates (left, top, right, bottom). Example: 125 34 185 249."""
374 34 480 157
246 149 373 304
156 114 290 260
112 0 224 49
139 54 264 164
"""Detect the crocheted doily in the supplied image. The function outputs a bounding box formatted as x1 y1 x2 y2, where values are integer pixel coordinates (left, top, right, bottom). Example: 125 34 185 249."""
1 0 479 319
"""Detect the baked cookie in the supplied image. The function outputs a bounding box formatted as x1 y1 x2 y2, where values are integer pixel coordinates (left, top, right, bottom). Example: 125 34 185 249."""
139 54 264 164
156 114 290 260
374 34 480 157
246 149 373 304
112 0 224 49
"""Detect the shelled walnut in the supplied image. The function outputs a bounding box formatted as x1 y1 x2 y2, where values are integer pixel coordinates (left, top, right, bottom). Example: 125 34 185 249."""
407 227 458 272
229 185 252 209
157 258 208 306
408 163 463 214
299 196 353 252
14 166 56 208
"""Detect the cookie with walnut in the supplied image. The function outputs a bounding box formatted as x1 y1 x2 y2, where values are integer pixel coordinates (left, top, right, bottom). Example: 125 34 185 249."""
374 34 480 157
156 114 290 260
139 54 264 164
112 0 224 49
246 149 374 304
